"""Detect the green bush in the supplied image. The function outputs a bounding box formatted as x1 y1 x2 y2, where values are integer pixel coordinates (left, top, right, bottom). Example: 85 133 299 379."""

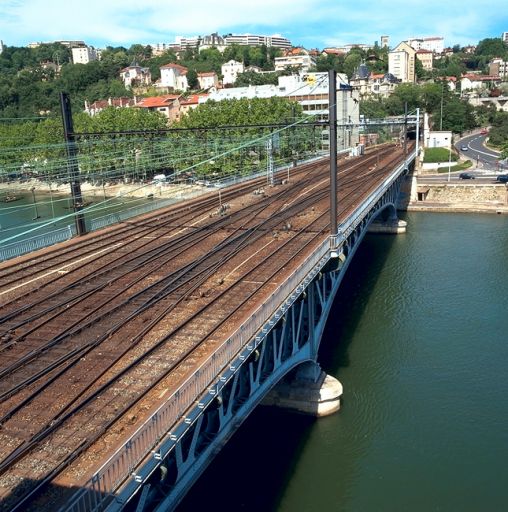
423 147 458 163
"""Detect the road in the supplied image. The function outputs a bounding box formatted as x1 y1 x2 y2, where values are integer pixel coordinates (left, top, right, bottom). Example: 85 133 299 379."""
456 132 502 171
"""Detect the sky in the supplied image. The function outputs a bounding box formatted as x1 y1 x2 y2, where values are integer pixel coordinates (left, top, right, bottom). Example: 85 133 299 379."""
0 0 506 50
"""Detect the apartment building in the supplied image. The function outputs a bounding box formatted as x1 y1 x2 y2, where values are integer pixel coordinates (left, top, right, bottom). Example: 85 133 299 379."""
274 52 315 72
71 45 99 64
490 58 508 79
389 42 416 83
224 33 291 49
197 71 219 90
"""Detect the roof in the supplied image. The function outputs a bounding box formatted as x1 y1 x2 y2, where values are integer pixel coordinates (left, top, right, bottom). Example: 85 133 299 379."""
462 74 500 81
88 97 134 109
160 63 188 74
136 94 181 108
416 49 433 54
322 48 345 55
197 71 216 77
180 94 208 106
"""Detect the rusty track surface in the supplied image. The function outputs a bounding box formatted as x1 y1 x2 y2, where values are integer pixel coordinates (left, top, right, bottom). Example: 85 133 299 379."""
0 145 409 511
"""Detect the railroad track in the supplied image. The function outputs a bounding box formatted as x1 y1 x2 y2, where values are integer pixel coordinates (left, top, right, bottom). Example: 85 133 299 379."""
0 145 408 511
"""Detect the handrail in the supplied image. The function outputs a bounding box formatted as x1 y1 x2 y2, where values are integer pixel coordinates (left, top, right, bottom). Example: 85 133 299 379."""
63 153 412 512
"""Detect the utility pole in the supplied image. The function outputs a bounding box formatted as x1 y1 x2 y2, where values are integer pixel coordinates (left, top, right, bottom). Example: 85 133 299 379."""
60 92 86 236
328 70 338 236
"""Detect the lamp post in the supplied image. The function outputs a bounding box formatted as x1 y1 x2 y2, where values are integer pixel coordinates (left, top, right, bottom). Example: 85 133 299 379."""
447 147 452 182
31 187 40 220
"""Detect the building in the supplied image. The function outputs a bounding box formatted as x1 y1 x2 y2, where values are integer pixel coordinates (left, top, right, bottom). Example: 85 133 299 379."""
159 63 189 91
389 42 417 83
221 60 244 85
0 40 4 54
461 74 502 93
84 97 137 116
350 63 399 98
274 50 315 72
490 58 508 79
179 94 209 116
406 37 444 54
223 33 291 49
502 32 508 43
71 45 99 64
197 71 219 90
206 71 359 150
416 49 433 71
135 95 182 123
380 36 390 48
120 65 152 88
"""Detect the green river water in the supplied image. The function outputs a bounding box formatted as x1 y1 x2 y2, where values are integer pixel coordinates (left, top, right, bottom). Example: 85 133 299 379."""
178 211 508 512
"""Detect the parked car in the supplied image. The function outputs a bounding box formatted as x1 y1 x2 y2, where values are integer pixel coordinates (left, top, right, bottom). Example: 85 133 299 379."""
460 146 468 151
480 129 488 135
459 172 475 180
496 174 508 183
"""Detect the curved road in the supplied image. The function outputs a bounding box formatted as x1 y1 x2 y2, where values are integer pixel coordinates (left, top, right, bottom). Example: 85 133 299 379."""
456 132 501 170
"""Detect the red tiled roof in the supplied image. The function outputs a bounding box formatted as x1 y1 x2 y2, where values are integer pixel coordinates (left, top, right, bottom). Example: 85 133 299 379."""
88 97 134 109
160 63 188 74
416 49 432 54
462 74 500 81
136 94 180 108
371 73 384 79
180 94 208 106
197 71 216 77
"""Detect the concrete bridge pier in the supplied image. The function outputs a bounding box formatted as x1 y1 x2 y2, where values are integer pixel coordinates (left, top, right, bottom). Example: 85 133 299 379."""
262 361 343 417
368 207 407 235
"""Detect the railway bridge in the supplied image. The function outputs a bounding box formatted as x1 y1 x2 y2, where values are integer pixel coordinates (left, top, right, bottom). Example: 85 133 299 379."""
0 144 415 512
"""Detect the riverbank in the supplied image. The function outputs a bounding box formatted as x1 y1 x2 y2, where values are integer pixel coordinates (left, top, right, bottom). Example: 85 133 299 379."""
401 175 508 214
0 179 204 202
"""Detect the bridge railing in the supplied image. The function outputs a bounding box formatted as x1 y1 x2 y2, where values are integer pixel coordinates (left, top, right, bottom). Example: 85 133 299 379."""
64 236 333 512
63 153 413 512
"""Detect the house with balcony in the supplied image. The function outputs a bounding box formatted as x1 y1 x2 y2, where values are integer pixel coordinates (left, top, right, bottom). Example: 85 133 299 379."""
274 49 315 72
416 49 433 72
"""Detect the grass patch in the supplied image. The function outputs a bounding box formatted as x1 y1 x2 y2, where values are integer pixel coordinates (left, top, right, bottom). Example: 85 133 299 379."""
423 147 458 163
437 160 473 173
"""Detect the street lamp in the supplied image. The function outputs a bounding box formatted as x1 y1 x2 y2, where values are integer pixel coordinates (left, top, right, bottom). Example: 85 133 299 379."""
31 187 40 220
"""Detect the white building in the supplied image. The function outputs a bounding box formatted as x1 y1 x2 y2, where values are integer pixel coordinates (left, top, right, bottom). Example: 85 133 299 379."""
159 63 189 91
197 71 219 90
0 40 4 54
206 71 359 149
274 53 315 72
502 32 508 43
224 33 291 49
406 37 444 54
221 60 244 85
120 65 152 88
71 46 99 64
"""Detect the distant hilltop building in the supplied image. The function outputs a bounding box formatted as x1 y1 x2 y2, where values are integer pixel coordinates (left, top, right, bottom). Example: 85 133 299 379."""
71 45 100 64
223 33 291 49
502 32 508 43
380 36 389 48
0 40 4 54
405 36 444 54
168 32 292 52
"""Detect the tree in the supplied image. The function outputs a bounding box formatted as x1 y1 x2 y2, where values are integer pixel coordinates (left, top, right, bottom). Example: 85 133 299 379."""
476 38 508 59
186 69 199 90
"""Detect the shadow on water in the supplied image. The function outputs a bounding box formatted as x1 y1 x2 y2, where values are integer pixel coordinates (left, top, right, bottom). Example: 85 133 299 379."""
177 231 398 512
318 231 397 376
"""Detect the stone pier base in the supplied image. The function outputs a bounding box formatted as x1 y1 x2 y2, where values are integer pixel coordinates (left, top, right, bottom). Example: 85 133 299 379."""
368 218 407 234
262 363 343 417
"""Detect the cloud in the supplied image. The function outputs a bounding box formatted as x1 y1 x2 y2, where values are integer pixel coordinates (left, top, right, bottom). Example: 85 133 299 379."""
0 0 506 48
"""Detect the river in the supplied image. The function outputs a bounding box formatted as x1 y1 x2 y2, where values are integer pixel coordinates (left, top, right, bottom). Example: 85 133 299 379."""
177 212 508 512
